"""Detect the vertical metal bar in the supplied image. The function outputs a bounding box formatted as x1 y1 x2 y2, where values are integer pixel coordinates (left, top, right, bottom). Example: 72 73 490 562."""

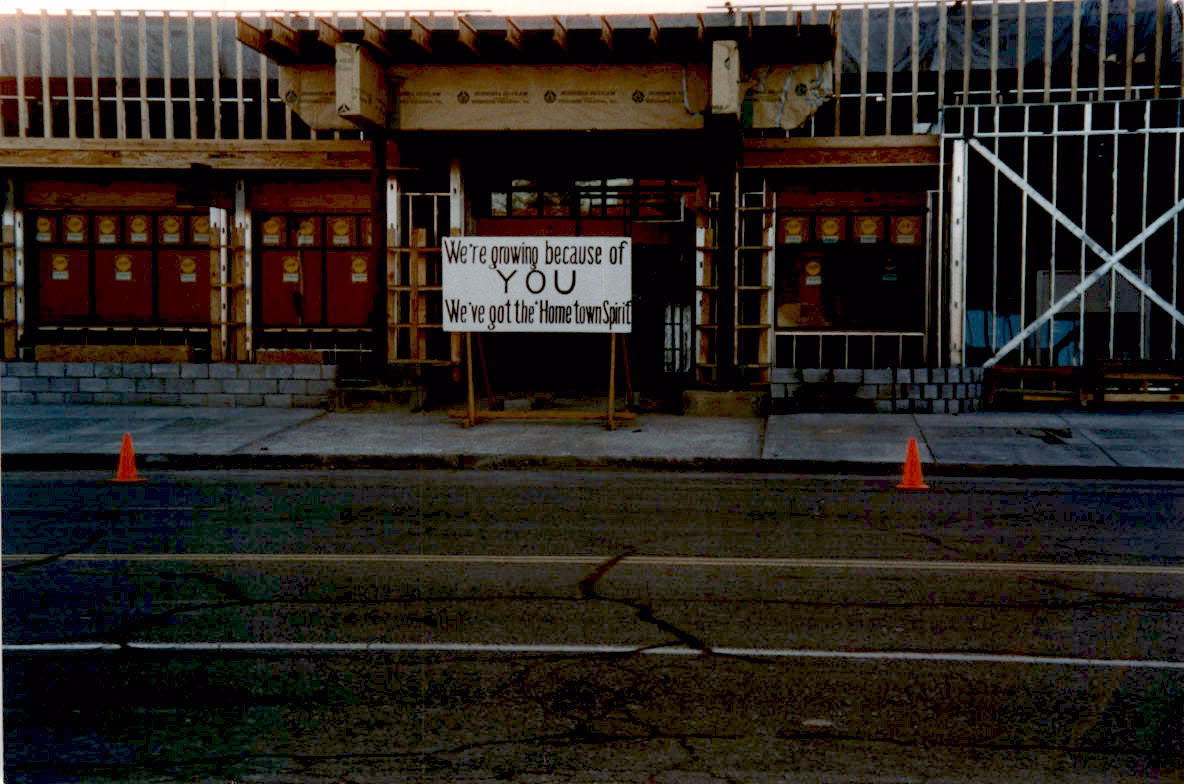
115 11 126 139
259 14 268 140
989 0 998 103
138 11 149 138
950 140 969 366
1098 0 1108 101
12 190 25 346
66 11 77 138
235 14 244 139
1079 104 1091 364
40 11 51 137
1153 0 1165 98
387 176 400 363
992 108 1000 355
15 10 27 138
211 13 222 140
844 334 849 368
89 11 99 138
1016 0 1026 103
212 206 229 360
859 2 869 135
187 12 198 138
886 0 895 133
1173 130 1181 359
911 0 919 128
1109 102 1119 359
163 13 173 139
925 189 936 364
281 13 291 140
1123 0 1135 98
937 127 947 363
1070 0 1082 102
962 0 972 105
1043 0 1053 102
1139 102 1150 356
1020 106 1030 364
1049 104 1059 364
832 7 843 135
937 0 947 112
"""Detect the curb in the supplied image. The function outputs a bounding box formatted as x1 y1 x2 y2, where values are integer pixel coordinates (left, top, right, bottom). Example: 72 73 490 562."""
5 452 1184 481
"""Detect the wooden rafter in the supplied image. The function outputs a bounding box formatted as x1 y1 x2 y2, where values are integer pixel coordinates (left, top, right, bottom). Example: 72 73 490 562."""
409 16 432 54
458 16 480 55
316 17 344 48
649 15 661 48
600 16 614 51
506 18 523 51
552 16 568 52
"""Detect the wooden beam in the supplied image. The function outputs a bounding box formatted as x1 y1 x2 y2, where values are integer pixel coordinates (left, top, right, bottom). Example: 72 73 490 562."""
235 15 268 55
235 14 301 62
316 17 344 48
409 16 432 54
553 16 568 52
266 16 301 58
600 16 614 51
649 15 661 48
0 139 390 172
696 13 707 42
364 17 394 57
458 16 480 55
506 18 524 51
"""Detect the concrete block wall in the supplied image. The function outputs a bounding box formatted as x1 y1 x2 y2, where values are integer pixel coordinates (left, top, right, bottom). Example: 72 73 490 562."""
770 367 985 413
1 363 338 408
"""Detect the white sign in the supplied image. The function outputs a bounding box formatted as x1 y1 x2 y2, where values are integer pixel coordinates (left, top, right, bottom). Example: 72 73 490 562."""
442 236 632 333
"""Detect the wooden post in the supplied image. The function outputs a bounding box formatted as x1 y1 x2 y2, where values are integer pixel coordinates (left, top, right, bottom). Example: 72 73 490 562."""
465 331 476 427
607 333 617 431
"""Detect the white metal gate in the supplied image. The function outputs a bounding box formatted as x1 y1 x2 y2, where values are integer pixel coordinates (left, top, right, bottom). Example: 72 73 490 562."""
943 100 1184 367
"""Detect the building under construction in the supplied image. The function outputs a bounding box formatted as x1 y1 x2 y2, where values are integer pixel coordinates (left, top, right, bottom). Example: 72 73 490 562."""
1 2 1182 411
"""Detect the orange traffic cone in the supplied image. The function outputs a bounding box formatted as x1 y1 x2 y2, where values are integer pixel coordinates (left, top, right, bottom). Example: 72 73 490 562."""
110 433 146 483
896 437 929 490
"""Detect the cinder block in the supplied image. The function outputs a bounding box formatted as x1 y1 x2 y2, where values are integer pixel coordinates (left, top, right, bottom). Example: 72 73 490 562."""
206 394 239 407
264 365 295 380
320 365 339 380
150 364 181 378
264 394 294 408
930 368 946 383
875 400 895 413
221 379 251 394
92 393 124 404
123 364 151 378
180 394 209 406
4 392 35 404
36 362 66 377
124 392 151 404
235 394 265 407
834 368 863 383
209 364 238 379
36 392 66 403
912 368 930 383
864 368 893 384
106 378 135 393
292 395 327 408
65 363 95 377
971 367 985 382
135 378 166 393
877 384 896 400
1 377 20 392
947 367 963 383
771 368 802 383
49 377 80 393
924 384 938 399
956 384 967 398
164 378 197 394
855 384 878 400
20 377 51 392
278 380 308 395
292 364 323 379
93 363 122 378
194 379 222 394
895 368 912 383
181 364 209 379
78 378 108 393
6 362 39 377
802 368 830 383
64 393 95 404
248 380 279 394
149 394 182 405
305 380 335 396
238 364 268 379
933 399 948 413
948 399 962 414
914 399 932 413
941 384 955 398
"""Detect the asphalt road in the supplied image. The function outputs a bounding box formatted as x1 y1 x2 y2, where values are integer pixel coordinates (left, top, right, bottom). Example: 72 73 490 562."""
3 470 1183 783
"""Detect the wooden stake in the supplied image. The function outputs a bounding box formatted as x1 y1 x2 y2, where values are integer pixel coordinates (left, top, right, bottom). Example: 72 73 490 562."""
465 332 476 428
607 333 617 431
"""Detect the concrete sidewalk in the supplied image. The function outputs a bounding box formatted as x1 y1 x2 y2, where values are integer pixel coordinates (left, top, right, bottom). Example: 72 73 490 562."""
2 404 1183 477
